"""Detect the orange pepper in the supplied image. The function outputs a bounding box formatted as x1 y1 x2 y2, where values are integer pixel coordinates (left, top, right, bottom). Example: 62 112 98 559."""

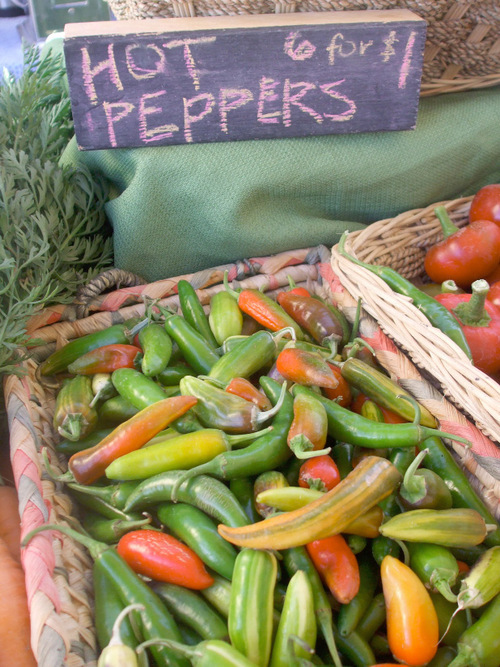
381 555 439 666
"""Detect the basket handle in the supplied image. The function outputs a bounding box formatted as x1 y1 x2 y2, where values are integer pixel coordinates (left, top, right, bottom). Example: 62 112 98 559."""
74 268 147 319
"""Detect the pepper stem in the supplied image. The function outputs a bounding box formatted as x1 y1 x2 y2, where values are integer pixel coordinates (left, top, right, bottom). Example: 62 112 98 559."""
255 381 288 426
288 434 331 459
21 522 107 560
108 604 145 647
344 337 376 359
401 447 428 500
434 205 460 240
349 298 363 342
441 280 461 294
431 573 458 604
273 327 297 344
58 414 84 442
42 447 74 483
136 638 200 660
452 280 492 328
223 270 240 299
227 425 274 449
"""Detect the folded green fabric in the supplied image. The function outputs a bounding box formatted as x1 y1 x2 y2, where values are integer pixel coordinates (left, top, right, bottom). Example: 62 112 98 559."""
61 84 500 283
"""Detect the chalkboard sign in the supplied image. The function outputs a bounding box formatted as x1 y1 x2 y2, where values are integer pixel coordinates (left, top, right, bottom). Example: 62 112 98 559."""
64 10 427 150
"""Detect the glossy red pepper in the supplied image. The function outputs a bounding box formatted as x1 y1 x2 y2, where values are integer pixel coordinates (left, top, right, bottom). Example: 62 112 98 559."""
306 534 360 605
67 344 142 375
68 395 198 484
298 455 341 492
487 281 500 309
469 184 500 226
322 363 352 408
116 529 214 590
277 291 345 345
275 347 340 389
424 206 500 288
435 279 500 375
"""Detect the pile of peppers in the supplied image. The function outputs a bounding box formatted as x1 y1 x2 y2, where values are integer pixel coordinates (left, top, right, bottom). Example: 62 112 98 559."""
24 273 500 667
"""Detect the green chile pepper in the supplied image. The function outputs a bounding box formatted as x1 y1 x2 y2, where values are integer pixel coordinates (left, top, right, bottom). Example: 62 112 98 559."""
124 471 249 528
138 638 257 667
355 592 386 641
292 386 470 450
430 593 468 648
68 479 141 510
139 323 173 377
82 512 151 544
399 448 453 510
229 477 260 524
157 364 193 386
449 592 500 667
56 428 113 457
427 646 458 667
408 541 460 602
177 279 219 349
270 570 317 667
228 548 277 666
156 502 238 580
163 312 220 374
209 291 244 346
98 395 139 426
40 323 131 375
112 368 169 409
337 552 379 637
151 582 228 641
208 330 279 383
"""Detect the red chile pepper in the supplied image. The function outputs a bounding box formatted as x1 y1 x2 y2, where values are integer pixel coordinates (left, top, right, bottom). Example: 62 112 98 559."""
67 344 142 375
435 279 500 375
116 529 214 590
298 455 341 492
306 534 360 605
424 206 500 288
68 395 197 485
287 391 330 458
322 362 352 408
277 291 346 346
275 347 340 389
224 273 304 340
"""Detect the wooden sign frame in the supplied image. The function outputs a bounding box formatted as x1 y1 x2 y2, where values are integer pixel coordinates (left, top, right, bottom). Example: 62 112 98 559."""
64 10 427 150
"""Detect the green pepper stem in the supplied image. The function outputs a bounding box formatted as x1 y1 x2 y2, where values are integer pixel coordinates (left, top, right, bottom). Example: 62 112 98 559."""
441 280 460 294
41 447 74 483
127 317 150 340
255 381 288 426
227 425 274 449
136 638 199 660
21 522 107 560
58 414 84 442
432 575 458 603
401 447 429 499
434 206 460 239
108 604 145 647
223 270 240 299
344 337 376 359
273 327 297 343
452 280 492 328
397 394 422 426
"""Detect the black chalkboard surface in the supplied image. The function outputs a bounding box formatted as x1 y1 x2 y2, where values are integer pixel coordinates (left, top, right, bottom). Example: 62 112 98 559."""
64 10 427 150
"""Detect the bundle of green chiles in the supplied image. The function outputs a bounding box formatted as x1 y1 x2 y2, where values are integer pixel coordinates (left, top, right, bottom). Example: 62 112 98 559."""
24 275 500 667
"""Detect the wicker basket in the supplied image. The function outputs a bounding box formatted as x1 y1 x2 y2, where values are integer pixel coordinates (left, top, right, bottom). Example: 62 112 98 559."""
5 244 500 666
103 0 500 96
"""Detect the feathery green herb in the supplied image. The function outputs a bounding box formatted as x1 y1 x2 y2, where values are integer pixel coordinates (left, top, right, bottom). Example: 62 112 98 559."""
0 45 113 376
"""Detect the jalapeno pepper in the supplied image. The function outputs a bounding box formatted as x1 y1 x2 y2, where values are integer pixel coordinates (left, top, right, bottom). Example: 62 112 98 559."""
208 329 279 383
209 291 244 346
163 311 220 375
177 279 219 349
112 368 170 409
138 323 173 377
407 542 460 603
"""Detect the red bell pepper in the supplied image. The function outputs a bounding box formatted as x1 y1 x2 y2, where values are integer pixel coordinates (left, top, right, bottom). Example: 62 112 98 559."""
435 279 500 375
424 206 500 288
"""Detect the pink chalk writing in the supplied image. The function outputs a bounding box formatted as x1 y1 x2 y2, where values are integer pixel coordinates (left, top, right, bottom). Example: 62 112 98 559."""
399 31 416 89
164 37 216 91
284 31 316 61
125 43 166 80
283 80 323 128
81 44 123 104
139 91 179 142
103 101 134 147
257 77 281 124
183 92 216 143
219 88 254 133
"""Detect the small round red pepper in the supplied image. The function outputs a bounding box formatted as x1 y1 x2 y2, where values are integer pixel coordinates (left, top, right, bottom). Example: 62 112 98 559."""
469 183 500 226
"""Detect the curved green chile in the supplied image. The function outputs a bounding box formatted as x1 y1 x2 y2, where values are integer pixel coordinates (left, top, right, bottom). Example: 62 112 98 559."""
171 376 293 486
98 395 139 426
292 386 470 449
156 502 237 580
82 512 151 544
139 323 173 376
124 471 249 528
151 582 228 641
449 592 500 667
67 480 140 510
164 313 220 374
229 477 261 524
422 436 500 547
177 279 219 349
355 592 386 641
157 364 194 386
431 593 468 648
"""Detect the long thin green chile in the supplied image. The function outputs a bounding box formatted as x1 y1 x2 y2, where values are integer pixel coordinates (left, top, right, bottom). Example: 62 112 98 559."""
177 279 219 349
138 637 257 667
67 480 140 510
124 471 249 528
23 524 189 667
422 436 500 547
337 552 379 637
292 385 471 449
56 428 113 457
355 592 386 641
337 231 473 359
156 502 238 580
162 310 220 375
82 512 151 544
170 377 293 499
229 477 260 524
151 582 228 641
69 488 142 522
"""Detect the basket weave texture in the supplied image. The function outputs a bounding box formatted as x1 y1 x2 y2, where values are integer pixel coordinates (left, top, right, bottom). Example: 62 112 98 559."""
104 0 500 95
5 243 500 665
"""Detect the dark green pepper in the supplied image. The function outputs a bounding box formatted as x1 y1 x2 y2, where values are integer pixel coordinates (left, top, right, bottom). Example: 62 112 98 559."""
177 279 219 349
